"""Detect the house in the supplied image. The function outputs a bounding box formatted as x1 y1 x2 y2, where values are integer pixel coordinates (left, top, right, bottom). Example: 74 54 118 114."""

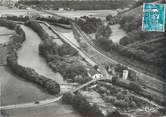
87 68 103 80
92 73 103 80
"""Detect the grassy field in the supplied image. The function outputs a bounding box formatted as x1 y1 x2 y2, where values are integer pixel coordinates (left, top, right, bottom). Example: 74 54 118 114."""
0 26 53 106
0 26 15 44
1 101 82 117
0 66 54 106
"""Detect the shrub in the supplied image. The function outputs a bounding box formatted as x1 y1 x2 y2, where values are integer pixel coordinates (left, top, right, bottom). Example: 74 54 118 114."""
106 15 113 22
96 24 112 39
0 19 17 30
2 19 60 95
62 93 74 104
4 15 30 22
36 16 71 25
76 16 102 34
26 20 90 85
107 110 128 117
95 37 114 51
25 20 48 40
129 82 142 93
62 92 104 117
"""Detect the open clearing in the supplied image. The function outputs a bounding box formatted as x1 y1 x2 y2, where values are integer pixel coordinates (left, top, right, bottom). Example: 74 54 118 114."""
0 66 54 106
109 24 126 43
0 26 15 44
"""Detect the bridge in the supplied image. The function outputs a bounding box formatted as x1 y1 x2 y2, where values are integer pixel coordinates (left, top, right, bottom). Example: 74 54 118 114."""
0 77 109 110
1 19 163 111
0 20 110 110
1 76 162 110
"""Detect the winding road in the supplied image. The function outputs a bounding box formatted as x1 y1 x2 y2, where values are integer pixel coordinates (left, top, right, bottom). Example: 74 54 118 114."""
0 78 108 110
0 22 107 110
72 22 166 90
1 17 165 111
37 20 109 78
1 20 164 111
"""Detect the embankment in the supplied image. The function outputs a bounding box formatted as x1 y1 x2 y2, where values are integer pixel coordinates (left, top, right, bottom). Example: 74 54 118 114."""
25 20 91 84
0 19 60 95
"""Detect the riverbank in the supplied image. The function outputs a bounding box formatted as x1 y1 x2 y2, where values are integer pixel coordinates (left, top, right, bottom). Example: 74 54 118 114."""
71 22 166 116
0 66 53 106
0 19 61 95
35 20 165 116
26 20 95 85
0 19 83 117
0 24 54 106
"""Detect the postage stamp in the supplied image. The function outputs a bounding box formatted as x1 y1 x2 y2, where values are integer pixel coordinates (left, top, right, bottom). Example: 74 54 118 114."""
142 3 165 32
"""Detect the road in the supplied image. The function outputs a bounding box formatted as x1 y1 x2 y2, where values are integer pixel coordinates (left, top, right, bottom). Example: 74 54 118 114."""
0 78 106 110
0 96 63 110
1 75 163 110
37 20 109 78
0 33 15 36
37 20 97 66
0 21 107 110
1 20 164 111
72 22 166 87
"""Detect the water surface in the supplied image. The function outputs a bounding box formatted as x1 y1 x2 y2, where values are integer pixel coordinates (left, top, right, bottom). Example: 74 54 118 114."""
17 25 64 84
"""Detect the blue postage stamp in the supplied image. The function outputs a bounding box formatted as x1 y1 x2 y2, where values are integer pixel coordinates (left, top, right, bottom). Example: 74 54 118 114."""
142 3 165 32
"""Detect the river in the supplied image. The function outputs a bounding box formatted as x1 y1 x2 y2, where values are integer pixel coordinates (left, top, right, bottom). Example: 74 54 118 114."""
0 25 82 117
15 25 82 117
0 26 53 106
17 25 64 84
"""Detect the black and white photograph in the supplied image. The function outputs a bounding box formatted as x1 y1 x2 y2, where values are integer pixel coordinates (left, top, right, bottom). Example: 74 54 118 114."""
0 0 166 117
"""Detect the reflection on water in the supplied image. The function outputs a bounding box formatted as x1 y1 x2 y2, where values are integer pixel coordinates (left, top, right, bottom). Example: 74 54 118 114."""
109 24 126 43
17 25 64 84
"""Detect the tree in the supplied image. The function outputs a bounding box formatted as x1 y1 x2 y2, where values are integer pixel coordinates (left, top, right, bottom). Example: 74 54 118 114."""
106 15 113 22
95 37 114 51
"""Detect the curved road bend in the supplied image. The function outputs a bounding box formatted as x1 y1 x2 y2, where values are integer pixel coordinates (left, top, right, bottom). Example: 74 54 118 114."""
0 23 104 110
0 78 105 110
1 22 163 110
0 77 164 110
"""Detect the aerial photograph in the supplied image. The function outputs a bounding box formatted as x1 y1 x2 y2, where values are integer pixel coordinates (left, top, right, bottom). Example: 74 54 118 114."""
0 0 166 117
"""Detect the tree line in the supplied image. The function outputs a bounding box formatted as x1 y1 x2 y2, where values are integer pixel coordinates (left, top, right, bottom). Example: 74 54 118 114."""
0 19 60 95
26 20 93 84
